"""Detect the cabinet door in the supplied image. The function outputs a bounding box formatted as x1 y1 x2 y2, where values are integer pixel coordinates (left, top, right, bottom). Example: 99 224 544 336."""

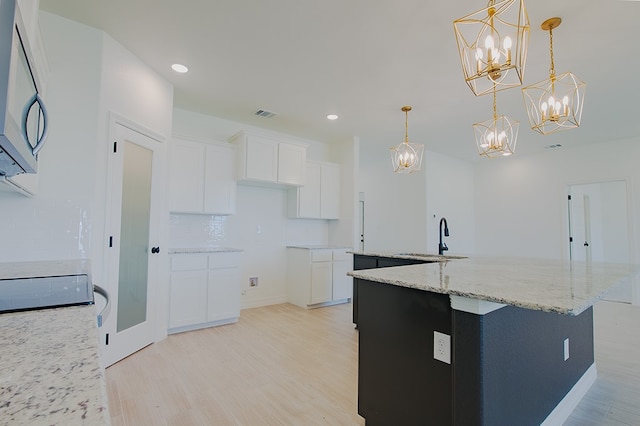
320 163 340 219
169 139 206 213
207 268 240 322
332 260 352 300
311 261 333 304
278 143 306 186
298 162 321 218
169 269 208 329
245 135 278 182
204 144 236 214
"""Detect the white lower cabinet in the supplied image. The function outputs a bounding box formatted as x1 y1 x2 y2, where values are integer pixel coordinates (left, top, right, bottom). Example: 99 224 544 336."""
287 247 353 308
169 252 241 333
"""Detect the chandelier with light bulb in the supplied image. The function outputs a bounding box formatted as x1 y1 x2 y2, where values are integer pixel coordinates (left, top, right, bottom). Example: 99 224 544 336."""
390 106 424 174
454 0 530 97
474 89 518 158
522 17 585 135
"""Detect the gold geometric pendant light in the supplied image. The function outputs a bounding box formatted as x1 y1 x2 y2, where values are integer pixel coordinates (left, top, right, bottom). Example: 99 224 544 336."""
390 106 424 174
473 88 519 157
454 0 530 96
522 17 586 135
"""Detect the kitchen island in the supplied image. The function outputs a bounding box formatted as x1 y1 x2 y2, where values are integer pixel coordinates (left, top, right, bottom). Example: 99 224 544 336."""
348 255 638 426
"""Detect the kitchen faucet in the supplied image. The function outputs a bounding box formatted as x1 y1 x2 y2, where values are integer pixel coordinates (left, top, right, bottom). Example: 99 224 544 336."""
439 217 449 255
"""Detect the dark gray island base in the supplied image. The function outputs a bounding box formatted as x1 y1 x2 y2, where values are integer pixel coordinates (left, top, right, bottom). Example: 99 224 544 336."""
349 254 638 425
357 278 593 426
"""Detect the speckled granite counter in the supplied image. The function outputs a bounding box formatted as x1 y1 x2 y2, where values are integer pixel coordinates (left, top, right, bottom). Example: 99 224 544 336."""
349 255 638 315
0 305 109 425
0 260 109 425
350 250 466 262
169 246 243 254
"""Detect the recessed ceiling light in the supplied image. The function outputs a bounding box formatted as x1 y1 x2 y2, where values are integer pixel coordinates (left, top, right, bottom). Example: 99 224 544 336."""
171 63 189 73
327 114 338 120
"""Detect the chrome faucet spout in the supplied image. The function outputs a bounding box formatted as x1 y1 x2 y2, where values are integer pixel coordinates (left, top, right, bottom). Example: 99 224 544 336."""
439 217 450 255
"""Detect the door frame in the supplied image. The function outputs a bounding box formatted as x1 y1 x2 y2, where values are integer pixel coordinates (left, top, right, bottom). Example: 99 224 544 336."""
101 113 169 366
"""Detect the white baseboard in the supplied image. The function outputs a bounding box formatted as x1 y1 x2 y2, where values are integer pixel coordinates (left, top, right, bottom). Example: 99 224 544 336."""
541 363 597 426
240 295 288 310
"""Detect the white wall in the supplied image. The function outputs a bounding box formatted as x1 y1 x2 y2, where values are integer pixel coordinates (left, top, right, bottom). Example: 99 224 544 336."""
328 136 359 249
358 140 427 253
474 136 640 265
425 151 475 256
358 143 476 255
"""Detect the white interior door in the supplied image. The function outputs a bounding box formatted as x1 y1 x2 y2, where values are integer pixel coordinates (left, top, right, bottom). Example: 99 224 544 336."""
103 122 163 366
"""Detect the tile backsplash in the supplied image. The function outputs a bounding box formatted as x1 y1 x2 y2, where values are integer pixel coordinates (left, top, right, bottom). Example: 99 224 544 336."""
169 214 227 248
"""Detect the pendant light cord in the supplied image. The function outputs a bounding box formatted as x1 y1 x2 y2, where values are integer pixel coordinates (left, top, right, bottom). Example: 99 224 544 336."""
549 27 556 80
404 110 409 144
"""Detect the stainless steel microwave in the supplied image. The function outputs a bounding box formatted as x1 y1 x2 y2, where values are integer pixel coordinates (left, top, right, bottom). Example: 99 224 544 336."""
0 0 48 178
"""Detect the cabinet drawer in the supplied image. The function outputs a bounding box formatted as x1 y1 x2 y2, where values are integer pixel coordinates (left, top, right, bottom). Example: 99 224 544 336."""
311 249 333 262
209 252 241 269
333 249 352 261
171 255 208 271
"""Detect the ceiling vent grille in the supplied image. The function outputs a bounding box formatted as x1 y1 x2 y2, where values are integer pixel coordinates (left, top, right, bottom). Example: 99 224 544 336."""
254 109 278 119
545 144 563 149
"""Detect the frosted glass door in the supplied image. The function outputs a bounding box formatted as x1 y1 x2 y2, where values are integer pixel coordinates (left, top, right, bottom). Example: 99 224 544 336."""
116 141 152 332
103 122 163 367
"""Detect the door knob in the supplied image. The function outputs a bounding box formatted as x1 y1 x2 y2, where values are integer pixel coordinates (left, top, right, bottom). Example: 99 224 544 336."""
583 242 589 247
151 246 160 254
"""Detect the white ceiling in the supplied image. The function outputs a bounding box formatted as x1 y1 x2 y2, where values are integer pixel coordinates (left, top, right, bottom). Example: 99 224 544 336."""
39 0 640 161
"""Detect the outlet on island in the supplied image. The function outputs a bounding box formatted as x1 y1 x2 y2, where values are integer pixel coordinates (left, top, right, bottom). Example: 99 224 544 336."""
434 331 451 364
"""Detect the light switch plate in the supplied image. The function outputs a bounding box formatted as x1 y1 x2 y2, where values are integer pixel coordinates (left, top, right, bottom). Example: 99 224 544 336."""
434 331 451 364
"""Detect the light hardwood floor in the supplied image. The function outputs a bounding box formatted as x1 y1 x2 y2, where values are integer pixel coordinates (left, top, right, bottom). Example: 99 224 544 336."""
106 301 640 425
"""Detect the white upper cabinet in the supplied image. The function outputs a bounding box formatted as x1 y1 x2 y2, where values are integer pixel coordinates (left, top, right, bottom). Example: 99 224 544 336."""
288 161 341 219
229 131 306 187
278 143 306 186
169 137 236 215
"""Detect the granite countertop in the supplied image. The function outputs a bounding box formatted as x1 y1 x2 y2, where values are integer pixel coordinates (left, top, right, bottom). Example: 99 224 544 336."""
169 247 243 254
0 305 109 425
351 250 467 262
348 256 639 315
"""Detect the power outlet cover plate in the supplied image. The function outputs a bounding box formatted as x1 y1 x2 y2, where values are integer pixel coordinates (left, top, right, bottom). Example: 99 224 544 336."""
434 331 451 364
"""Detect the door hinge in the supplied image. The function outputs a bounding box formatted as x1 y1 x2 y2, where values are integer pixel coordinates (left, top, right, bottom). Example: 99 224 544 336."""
109 236 113 247
105 333 109 345
113 141 118 153
568 195 572 201
569 237 573 242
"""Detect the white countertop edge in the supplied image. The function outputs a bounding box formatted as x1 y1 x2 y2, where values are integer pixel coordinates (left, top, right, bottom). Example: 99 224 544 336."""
450 295 506 315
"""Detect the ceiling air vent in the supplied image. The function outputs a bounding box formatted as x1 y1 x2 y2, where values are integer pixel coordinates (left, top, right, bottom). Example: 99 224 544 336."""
545 144 562 149
254 109 278 119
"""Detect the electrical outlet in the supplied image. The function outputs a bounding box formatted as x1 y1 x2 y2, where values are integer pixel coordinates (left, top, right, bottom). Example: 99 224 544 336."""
434 331 451 364
249 277 259 287
564 338 570 361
